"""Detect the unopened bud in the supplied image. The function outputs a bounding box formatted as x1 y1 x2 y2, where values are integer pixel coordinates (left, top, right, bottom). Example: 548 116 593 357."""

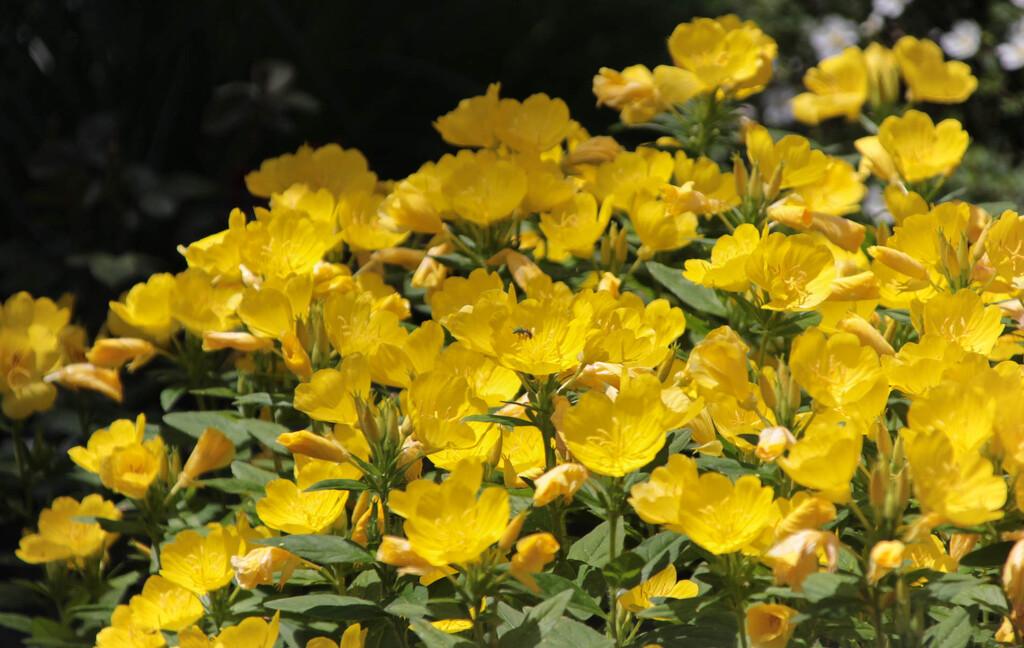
498 512 527 552
354 399 380 445
732 155 748 199
766 163 784 202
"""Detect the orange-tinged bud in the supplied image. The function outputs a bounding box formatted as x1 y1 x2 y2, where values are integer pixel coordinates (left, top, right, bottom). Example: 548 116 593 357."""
733 155 749 199
867 540 905 583
412 242 454 289
202 331 274 353
86 338 156 372
765 530 839 592
376 535 434 576
776 496 837 538
868 246 929 281
281 331 313 382
510 532 560 593
746 603 798 648
369 247 426 271
561 136 623 171
176 427 235 490
45 363 123 403
756 426 796 463
533 463 589 506
231 546 303 590
1005 538 1024 602
949 533 979 562
276 430 349 464
828 271 880 301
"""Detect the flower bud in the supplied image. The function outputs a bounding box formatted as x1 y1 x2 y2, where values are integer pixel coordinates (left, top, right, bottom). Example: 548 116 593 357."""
949 533 979 563
510 532 560 593
45 363 123 403
277 430 349 464
376 536 434 576
498 512 527 552
756 426 796 463
86 338 156 372
867 246 929 281
281 331 313 382
746 603 798 648
201 331 274 353
533 463 589 507
231 546 302 590
867 540 905 583
1004 538 1024 602
175 427 235 491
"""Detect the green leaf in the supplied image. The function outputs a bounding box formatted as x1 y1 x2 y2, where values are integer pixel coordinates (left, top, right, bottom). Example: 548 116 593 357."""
163 411 249 444
461 414 534 427
532 617 614 648
694 455 756 479
160 386 187 411
305 479 370 492
924 606 971 648
230 461 279 487
250 535 373 564
950 583 1007 614
638 595 704 621
921 573 987 604
385 597 467 621
189 386 237 399
196 477 263 494
408 618 478 648
528 573 604 620
237 418 289 454
958 540 1016 567
566 519 622 568
602 551 646 590
800 572 862 603
646 261 727 317
498 590 574 647
264 594 380 620
0 612 31 634
234 392 293 408
634 532 686 584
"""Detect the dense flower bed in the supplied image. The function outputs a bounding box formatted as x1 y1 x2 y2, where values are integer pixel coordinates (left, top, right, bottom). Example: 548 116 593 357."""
5 13 1024 648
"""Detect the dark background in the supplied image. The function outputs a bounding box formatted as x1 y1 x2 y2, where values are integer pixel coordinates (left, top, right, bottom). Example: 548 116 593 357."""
2 0 1018 334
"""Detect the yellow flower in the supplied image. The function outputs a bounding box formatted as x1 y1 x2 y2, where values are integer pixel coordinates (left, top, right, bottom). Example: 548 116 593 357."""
509 532 560 593
108 273 179 343
685 326 756 406
170 268 240 335
745 122 829 190
905 428 1006 528
778 413 863 503
69 414 145 474
985 210 1024 288
906 381 994 461
179 612 280 648
294 354 371 425
684 223 761 292
434 82 501 148
440 149 528 226
894 36 977 104
756 426 796 463
593 65 700 125
868 110 969 183
789 328 886 410
631 455 774 554
618 565 698 613
1004 538 1024 603
494 93 574 153
912 289 1003 355
159 523 246 596
560 373 669 477
98 436 166 500
231 546 304 590
791 47 868 125
630 196 698 258
670 153 740 215
306 624 368 648
765 530 839 592
533 463 589 506
388 460 509 566
245 142 377 198
746 603 798 648
592 148 674 212
256 459 355 534
867 540 906 583
337 191 410 251
375 535 436 576
667 16 776 98
539 193 611 261
126 575 204 633
745 232 837 311
16 494 121 565
95 606 166 648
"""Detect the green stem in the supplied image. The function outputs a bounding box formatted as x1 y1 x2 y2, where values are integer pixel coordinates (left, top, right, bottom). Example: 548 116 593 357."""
605 478 623 646
11 419 33 518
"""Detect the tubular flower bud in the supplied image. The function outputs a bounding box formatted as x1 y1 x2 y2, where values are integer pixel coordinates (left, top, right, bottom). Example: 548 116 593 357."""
202 331 274 353
173 427 235 493
375 536 435 576
868 246 929 281
746 603 798 648
498 512 528 552
45 363 123 403
1004 538 1024 602
277 430 350 464
281 331 313 382
509 532 560 593
836 314 895 356
86 338 156 372
533 463 590 506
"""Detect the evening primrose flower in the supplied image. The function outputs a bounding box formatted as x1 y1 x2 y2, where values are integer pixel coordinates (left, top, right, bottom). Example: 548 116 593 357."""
126 575 204 633
388 460 509 566
256 458 357 535
539 193 611 261
894 36 977 104
631 196 698 259
867 540 906 583
778 413 863 503
532 463 590 506
16 495 121 566
306 624 368 648
159 523 246 596
86 338 156 372
108 273 179 343
668 16 777 98
857 110 969 183
493 93 574 153
172 427 235 493
178 612 280 648
434 82 501 148
245 142 377 199
912 289 1004 356
788 328 886 410
559 373 669 477
684 223 761 292
231 546 304 590
618 565 698 614
98 437 167 500
745 232 837 312
792 47 868 125
509 532 560 592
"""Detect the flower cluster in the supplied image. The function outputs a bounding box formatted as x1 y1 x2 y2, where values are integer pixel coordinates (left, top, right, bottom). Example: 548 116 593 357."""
9 13 1024 648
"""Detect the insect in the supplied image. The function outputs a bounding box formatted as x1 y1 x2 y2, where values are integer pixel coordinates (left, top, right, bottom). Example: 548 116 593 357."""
512 327 534 339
